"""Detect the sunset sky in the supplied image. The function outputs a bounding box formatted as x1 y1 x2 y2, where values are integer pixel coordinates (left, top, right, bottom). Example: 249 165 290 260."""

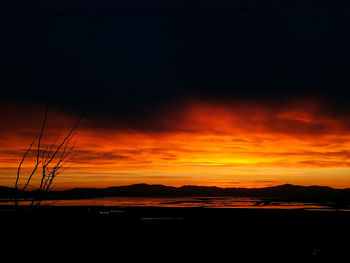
2 0 350 189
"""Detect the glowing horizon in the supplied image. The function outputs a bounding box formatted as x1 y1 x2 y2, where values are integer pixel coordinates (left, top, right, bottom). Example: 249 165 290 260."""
2 100 350 190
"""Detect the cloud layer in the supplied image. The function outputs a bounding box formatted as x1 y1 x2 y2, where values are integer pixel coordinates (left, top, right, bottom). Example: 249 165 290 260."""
2 100 350 189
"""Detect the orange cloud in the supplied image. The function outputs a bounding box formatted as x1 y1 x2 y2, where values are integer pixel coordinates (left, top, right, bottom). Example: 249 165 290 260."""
2 100 350 189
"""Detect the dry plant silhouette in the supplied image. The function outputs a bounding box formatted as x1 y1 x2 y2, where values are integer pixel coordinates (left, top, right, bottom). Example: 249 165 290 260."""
14 107 84 207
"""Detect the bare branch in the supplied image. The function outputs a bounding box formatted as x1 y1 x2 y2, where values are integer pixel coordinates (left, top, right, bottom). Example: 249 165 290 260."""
22 107 48 192
14 140 35 206
15 140 35 191
44 112 83 168
16 107 84 207
43 131 62 165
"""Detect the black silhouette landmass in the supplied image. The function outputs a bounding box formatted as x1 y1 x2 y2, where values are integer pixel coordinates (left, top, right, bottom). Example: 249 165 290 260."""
2 183 350 204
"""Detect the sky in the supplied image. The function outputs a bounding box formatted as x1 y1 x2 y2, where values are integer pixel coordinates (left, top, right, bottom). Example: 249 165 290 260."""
2 0 350 189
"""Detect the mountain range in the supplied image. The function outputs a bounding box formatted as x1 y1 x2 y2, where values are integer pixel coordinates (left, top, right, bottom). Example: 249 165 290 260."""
2 183 350 202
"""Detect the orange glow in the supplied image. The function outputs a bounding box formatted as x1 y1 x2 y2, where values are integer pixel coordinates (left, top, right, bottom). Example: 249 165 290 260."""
2 100 350 189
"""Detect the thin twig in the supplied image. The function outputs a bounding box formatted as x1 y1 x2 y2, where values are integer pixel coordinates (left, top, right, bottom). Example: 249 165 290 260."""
14 140 35 206
22 107 48 192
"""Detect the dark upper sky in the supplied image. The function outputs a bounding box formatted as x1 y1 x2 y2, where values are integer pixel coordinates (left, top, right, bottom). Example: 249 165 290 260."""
1 0 350 125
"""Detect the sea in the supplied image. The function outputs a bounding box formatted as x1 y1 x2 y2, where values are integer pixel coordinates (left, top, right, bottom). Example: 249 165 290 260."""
1 196 348 211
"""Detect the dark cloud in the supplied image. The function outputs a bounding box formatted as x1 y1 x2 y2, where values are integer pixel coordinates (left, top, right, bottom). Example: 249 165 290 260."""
1 0 350 124
73 150 132 164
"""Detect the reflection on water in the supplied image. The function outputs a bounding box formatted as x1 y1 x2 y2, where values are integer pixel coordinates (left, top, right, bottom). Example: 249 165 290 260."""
1 196 344 210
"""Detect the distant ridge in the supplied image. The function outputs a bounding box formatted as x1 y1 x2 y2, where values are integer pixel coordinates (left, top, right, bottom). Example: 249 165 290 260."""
1 183 350 202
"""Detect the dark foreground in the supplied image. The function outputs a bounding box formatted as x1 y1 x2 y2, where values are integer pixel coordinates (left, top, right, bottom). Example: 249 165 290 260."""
2 206 350 261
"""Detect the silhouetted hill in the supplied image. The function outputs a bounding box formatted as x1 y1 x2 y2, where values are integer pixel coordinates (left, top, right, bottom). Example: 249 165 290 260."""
2 183 350 202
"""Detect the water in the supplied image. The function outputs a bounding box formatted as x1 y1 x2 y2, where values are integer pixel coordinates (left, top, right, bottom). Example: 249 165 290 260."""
1 196 345 210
